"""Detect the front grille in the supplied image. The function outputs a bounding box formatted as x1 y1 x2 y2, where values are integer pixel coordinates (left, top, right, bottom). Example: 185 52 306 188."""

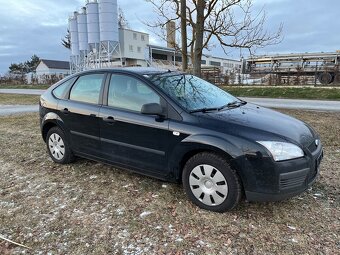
279 169 309 191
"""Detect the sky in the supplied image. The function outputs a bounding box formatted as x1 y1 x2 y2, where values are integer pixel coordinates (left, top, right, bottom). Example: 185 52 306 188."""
0 0 339 75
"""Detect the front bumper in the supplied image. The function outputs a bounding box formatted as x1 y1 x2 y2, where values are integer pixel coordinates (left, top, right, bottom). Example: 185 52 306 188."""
244 144 323 202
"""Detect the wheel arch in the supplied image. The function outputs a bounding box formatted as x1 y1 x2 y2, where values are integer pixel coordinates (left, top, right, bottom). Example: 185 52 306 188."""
170 134 244 183
41 112 67 142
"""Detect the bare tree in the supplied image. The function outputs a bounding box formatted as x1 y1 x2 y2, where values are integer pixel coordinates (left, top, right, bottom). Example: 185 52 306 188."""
180 0 188 71
145 0 283 76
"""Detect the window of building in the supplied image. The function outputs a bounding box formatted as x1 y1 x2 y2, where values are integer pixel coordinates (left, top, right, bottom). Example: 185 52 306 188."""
141 35 145 41
108 75 161 112
201 60 207 65
210 61 221 66
133 33 137 40
69 74 104 104
129 45 134 52
137 46 141 53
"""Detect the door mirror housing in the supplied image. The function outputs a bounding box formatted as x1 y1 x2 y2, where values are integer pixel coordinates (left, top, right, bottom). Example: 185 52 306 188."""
141 103 164 116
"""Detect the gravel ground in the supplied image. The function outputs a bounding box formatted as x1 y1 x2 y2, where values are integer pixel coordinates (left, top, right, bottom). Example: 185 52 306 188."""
0 110 339 254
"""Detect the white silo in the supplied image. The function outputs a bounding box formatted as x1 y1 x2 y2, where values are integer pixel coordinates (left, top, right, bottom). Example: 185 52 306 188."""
98 0 119 42
69 13 80 56
69 12 80 73
86 0 100 49
77 7 89 71
98 0 121 67
77 7 89 52
86 0 100 69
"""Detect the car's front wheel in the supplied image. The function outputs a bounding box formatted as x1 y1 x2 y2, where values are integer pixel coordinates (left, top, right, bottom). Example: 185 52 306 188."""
182 152 242 212
46 127 74 164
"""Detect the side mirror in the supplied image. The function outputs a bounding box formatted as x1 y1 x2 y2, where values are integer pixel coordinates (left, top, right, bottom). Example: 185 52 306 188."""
141 103 164 116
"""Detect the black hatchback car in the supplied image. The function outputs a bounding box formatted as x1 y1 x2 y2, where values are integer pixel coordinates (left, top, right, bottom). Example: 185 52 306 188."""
40 67 323 212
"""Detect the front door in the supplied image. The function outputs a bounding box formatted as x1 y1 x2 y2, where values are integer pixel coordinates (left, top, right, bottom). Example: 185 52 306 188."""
99 73 171 176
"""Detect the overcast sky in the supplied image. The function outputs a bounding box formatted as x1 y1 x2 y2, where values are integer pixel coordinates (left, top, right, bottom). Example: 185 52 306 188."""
0 0 339 74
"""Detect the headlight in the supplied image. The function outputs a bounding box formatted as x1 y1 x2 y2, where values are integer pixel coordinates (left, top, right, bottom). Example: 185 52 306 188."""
257 141 304 161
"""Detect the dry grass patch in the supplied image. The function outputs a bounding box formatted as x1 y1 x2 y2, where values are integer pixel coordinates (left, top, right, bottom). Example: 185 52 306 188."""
0 94 40 105
0 111 339 254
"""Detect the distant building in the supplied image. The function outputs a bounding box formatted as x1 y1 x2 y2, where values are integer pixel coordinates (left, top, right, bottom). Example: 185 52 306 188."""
34 59 70 84
36 59 70 76
201 55 242 74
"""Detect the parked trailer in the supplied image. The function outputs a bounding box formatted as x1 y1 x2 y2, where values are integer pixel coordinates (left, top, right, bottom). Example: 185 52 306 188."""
242 52 340 85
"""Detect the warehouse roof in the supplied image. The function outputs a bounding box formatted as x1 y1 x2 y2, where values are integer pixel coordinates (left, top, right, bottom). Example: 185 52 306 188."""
40 59 70 70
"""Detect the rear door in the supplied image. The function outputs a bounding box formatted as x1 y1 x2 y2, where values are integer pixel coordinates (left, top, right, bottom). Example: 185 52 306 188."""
58 73 106 157
99 73 171 176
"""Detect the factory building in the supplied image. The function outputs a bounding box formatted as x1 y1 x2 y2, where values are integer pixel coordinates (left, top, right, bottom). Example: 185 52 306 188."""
67 0 241 74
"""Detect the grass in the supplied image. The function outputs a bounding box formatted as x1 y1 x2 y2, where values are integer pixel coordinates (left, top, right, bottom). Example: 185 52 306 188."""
0 111 339 254
0 94 40 105
223 86 340 100
0 84 50 90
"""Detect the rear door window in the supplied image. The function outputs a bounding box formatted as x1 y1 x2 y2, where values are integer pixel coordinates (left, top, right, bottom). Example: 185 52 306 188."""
69 74 104 104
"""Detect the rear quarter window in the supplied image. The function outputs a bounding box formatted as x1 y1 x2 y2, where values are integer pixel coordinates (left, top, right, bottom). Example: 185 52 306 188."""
53 77 77 99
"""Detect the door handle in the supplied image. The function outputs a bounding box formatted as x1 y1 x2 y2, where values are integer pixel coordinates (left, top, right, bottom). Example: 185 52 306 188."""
61 108 69 114
103 116 115 124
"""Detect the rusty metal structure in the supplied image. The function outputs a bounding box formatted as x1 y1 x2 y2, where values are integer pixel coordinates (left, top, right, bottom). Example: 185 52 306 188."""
242 52 340 85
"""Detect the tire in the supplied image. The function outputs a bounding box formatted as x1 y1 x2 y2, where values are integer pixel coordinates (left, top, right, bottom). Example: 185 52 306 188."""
318 72 333 85
46 127 74 164
182 152 242 212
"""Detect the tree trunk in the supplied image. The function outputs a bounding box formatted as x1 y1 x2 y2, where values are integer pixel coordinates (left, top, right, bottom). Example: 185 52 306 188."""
180 0 188 72
193 0 205 77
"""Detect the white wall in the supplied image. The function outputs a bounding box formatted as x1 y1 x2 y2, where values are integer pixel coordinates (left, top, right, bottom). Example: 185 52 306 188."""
36 62 69 76
201 55 241 74
120 28 149 60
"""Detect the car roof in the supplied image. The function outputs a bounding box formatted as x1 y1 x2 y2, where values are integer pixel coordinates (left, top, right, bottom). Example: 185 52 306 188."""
75 67 183 76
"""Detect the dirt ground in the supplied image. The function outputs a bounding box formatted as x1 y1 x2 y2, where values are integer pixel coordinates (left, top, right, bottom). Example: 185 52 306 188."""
0 110 339 254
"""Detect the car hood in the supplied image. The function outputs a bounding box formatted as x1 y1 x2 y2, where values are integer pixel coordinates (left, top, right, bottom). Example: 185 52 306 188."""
197 103 316 147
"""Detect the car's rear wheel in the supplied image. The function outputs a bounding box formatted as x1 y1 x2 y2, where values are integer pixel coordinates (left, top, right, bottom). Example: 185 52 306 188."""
182 152 242 212
46 127 74 164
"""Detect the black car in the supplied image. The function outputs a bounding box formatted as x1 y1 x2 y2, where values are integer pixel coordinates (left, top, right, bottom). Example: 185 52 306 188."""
40 67 323 212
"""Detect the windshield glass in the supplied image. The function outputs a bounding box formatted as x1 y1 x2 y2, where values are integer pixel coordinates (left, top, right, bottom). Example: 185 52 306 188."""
147 74 239 112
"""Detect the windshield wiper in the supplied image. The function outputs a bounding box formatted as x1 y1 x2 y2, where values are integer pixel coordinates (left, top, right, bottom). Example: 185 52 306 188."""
218 100 247 111
190 100 247 114
189 107 220 113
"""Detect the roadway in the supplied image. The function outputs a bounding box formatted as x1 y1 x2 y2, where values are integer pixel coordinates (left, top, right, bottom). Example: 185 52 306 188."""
0 89 340 115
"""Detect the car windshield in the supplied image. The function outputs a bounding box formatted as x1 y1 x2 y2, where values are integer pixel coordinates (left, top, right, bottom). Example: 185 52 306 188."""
147 73 241 112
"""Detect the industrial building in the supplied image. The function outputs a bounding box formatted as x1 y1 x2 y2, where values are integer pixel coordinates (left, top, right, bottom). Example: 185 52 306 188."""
67 0 241 74
243 52 340 85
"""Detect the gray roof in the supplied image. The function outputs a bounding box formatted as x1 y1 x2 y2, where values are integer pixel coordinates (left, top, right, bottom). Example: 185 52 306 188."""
40 59 70 70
